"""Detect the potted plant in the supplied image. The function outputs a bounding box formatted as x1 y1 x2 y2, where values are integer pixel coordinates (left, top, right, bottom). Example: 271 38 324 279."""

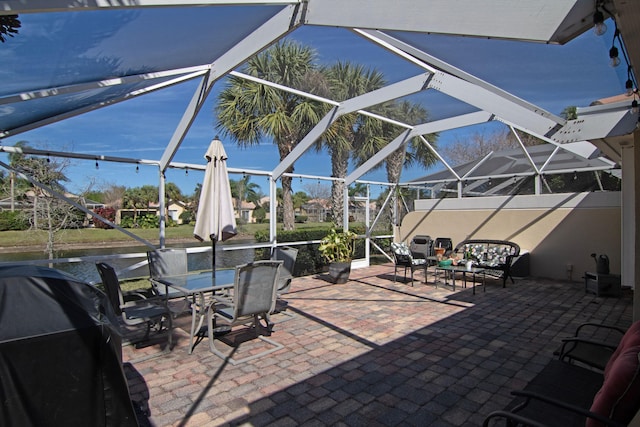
318 228 357 284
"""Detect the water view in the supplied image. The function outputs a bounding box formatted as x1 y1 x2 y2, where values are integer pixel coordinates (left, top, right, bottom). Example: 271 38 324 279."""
0 240 256 284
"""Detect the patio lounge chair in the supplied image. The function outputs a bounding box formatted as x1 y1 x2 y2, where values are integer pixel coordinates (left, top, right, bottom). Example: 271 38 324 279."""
483 320 640 427
391 242 427 285
96 262 173 350
558 322 627 371
206 260 284 365
410 235 433 264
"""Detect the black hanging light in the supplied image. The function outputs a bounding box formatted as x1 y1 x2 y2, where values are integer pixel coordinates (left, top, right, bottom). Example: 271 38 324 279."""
593 8 607 36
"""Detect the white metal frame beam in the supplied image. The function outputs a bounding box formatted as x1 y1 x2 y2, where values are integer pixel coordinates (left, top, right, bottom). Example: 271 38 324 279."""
0 71 205 138
304 0 594 44
158 4 305 170
346 111 493 185
272 73 432 179
0 0 300 14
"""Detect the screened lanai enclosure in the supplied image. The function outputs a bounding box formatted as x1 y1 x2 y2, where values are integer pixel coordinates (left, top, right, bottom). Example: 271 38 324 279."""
1 1 640 317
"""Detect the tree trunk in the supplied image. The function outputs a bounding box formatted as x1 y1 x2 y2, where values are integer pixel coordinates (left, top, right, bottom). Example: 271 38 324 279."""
331 148 349 227
282 175 294 230
278 137 297 231
386 150 405 226
45 199 54 266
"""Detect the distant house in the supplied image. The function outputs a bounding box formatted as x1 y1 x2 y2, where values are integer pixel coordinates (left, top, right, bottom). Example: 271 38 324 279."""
117 199 191 225
301 199 330 222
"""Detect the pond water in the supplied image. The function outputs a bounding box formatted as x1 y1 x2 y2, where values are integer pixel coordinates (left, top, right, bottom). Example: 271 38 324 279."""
0 240 257 284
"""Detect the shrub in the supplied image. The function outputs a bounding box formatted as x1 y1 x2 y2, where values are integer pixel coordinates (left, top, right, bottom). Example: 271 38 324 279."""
137 214 159 229
254 225 366 276
253 206 266 223
179 210 194 224
120 216 135 228
93 207 116 229
0 210 29 231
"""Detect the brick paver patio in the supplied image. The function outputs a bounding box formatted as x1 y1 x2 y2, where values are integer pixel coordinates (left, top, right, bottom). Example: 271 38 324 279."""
122 264 633 426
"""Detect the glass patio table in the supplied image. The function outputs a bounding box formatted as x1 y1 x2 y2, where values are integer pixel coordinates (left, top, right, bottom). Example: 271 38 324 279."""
154 269 236 354
434 264 486 295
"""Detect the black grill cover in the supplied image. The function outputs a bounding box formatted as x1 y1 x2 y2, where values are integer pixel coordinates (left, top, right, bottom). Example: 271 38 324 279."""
0 265 138 427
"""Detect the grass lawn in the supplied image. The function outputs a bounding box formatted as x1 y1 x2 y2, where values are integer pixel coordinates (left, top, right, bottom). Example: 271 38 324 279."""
0 222 334 248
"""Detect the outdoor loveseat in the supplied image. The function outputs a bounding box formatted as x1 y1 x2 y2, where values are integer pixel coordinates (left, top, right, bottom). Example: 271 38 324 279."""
483 320 640 426
453 239 520 287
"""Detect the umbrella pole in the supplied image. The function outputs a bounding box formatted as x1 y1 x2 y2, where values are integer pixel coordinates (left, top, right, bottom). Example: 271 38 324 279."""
212 239 216 278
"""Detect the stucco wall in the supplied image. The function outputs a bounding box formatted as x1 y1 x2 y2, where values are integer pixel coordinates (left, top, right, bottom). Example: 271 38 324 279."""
400 192 621 282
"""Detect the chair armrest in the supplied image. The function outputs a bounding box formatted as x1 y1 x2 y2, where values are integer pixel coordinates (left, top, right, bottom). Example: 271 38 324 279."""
213 294 233 305
560 337 619 352
510 390 627 427
482 410 548 427
574 322 626 338
122 291 152 302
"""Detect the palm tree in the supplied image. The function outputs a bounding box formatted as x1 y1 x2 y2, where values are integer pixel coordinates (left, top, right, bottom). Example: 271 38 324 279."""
215 40 324 230
382 100 438 185
321 61 387 226
350 100 438 225
230 175 263 217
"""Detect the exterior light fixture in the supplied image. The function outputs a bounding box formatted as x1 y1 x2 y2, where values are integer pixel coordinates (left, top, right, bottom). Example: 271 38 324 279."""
593 9 607 36
609 46 620 67
626 79 634 96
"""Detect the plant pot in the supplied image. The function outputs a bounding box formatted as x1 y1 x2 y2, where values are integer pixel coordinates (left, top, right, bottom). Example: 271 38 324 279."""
328 261 351 284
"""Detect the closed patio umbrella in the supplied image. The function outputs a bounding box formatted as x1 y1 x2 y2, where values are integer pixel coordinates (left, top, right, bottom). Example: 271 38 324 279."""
194 137 237 277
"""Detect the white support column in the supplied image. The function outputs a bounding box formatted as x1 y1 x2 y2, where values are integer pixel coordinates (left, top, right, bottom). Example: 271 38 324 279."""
159 167 166 249
534 174 541 195
269 177 277 243
343 180 349 231
621 136 639 320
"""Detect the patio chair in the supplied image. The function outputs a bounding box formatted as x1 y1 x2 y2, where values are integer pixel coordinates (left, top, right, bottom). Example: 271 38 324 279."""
391 242 427 285
434 237 453 258
271 246 298 294
96 262 173 350
147 248 192 315
410 235 433 262
206 260 284 365
270 246 298 319
558 322 627 371
147 248 188 296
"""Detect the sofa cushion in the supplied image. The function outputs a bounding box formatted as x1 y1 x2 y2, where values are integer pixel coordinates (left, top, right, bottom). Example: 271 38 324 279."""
391 242 411 256
587 321 640 426
460 243 516 267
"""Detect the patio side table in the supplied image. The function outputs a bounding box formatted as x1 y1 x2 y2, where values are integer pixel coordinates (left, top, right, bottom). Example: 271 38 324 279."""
434 265 486 294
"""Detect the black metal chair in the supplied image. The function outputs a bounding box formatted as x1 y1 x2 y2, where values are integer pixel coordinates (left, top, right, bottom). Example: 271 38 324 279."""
96 262 173 350
434 237 454 257
391 242 427 285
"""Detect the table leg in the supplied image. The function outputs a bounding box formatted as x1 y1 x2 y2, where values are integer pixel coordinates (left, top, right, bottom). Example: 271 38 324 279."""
189 292 209 354
472 272 475 295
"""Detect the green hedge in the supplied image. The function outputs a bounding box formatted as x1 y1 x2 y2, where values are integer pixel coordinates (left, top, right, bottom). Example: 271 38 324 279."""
254 225 367 276
0 210 29 231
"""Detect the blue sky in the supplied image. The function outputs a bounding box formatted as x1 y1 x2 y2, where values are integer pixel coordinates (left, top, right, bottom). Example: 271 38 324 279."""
0 9 627 199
